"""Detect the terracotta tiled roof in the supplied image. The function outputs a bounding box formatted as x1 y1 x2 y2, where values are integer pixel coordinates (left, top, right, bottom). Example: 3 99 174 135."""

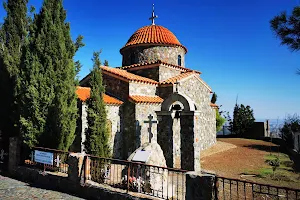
101 66 158 85
120 25 187 53
129 95 164 104
210 103 218 108
160 72 197 85
103 94 123 105
119 60 201 74
76 86 91 102
76 86 123 105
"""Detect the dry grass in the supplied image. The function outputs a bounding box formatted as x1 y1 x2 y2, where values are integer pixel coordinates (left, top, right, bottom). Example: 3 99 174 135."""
201 138 300 189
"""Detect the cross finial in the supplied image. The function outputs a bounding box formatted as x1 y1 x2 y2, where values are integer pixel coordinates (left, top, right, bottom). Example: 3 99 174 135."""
149 4 158 25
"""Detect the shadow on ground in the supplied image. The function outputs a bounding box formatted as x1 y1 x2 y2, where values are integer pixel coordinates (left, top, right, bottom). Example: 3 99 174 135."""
242 144 281 153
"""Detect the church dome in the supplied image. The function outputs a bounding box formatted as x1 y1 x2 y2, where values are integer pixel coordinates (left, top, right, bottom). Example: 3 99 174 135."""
120 25 187 53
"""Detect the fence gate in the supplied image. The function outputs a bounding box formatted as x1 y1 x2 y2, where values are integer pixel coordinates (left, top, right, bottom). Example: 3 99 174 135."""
0 130 9 172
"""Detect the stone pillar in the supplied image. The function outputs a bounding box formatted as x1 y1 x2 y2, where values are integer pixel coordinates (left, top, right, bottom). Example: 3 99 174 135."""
8 137 20 174
68 153 85 184
173 116 181 168
185 172 216 200
81 103 88 153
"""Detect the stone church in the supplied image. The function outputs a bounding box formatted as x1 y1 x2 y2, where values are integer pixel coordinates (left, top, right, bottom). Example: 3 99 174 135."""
76 10 217 171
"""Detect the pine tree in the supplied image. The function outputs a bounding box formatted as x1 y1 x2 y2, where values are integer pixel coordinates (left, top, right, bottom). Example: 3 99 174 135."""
85 51 110 157
19 0 84 150
0 0 29 140
104 60 109 66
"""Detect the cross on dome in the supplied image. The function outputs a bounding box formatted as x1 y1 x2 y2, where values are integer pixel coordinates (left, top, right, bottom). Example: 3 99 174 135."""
149 4 158 25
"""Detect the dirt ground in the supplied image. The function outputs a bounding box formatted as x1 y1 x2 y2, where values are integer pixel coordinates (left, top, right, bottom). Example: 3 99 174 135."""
201 138 279 178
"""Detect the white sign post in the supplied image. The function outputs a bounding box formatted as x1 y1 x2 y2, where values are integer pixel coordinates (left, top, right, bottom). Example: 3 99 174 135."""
34 150 53 165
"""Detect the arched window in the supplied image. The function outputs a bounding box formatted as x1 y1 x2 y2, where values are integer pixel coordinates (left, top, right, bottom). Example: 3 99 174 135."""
178 55 182 66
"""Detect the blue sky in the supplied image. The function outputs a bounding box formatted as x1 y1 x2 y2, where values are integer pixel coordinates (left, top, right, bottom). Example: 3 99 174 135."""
0 0 299 120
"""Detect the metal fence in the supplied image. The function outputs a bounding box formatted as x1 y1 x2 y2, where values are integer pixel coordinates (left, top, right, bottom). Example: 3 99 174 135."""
23 147 69 174
216 176 300 200
86 155 187 200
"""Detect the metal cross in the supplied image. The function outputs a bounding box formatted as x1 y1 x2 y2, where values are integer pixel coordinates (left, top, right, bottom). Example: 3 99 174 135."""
149 4 158 25
0 149 8 160
144 114 157 143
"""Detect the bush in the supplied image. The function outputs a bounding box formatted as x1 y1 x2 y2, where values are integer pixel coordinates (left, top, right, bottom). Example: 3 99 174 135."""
280 114 300 149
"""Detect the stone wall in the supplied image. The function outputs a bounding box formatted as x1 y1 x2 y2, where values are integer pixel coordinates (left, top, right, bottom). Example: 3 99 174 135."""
122 102 136 158
159 65 182 82
129 82 157 96
157 114 173 168
122 46 186 67
158 85 174 100
180 114 195 171
179 76 216 150
103 73 129 101
135 103 161 146
106 105 122 159
130 68 159 82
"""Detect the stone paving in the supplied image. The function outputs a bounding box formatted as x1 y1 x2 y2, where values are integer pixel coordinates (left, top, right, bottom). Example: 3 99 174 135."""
0 174 85 200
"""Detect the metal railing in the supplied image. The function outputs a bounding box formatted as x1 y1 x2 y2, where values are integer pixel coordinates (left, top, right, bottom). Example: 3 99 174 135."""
216 176 300 200
23 147 69 174
85 155 187 200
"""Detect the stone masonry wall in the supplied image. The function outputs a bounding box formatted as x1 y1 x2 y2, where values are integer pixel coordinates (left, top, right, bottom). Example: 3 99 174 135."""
103 73 129 101
129 68 159 82
159 65 182 82
158 85 174 100
122 46 186 67
179 76 216 150
157 114 173 168
106 105 122 159
129 82 157 96
180 114 195 171
135 103 161 146
122 102 136 158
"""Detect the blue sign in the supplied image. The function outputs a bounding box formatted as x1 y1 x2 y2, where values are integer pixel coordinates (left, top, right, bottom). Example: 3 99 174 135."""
34 150 53 165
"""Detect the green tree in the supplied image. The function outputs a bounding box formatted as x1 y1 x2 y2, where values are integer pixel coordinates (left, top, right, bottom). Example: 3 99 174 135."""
210 92 217 104
270 6 300 52
85 51 110 157
216 109 226 132
210 92 225 132
103 59 109 66
271 6 300 74
0 0 29 140
19 0 84 150
280 114 300 149
232 104 255 135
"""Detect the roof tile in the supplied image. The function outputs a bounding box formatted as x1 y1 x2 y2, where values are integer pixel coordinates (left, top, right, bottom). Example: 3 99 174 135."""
129 95 164 104
101 66 158 85
119 60 201 74
120 25 187 53
160 72 197 85
76 86 123 105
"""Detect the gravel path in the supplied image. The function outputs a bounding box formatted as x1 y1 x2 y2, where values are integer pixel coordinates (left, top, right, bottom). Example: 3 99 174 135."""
0 175 85 200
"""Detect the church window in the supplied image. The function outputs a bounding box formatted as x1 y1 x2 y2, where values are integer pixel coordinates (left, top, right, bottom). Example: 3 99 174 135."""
178 55 182 66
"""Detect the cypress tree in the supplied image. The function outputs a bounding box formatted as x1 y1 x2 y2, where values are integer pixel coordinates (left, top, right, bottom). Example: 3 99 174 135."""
210 92 217 104
19 0 84 150
103 59 109 66
85 51 110 157
0 0 29 140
